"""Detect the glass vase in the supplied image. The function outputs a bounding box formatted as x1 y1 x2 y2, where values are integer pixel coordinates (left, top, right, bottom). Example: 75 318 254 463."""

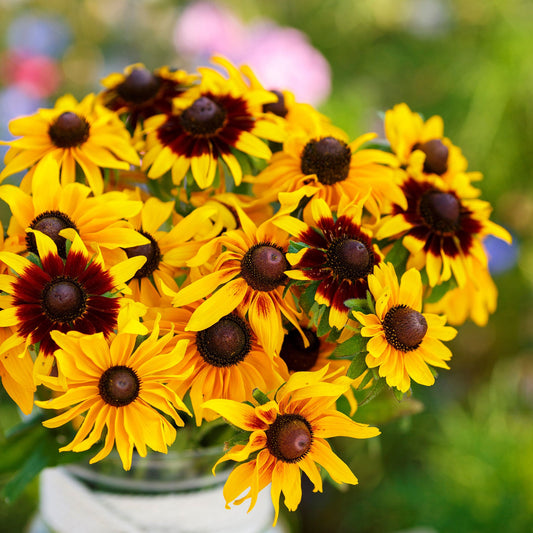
28 446 286 533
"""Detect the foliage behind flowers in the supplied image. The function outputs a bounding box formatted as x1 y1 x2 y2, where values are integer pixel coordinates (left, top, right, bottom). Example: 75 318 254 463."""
0 55 510 523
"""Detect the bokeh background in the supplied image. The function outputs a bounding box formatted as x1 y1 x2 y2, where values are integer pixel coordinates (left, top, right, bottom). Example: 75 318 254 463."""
0 1 531 532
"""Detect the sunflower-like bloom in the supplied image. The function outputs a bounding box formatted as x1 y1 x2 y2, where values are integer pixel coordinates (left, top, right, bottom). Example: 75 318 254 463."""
353 262 457 392
0 94 140 195
204 367 380 524
0 229 146 381
153 305 285 425
0 157 148 262
384 102 481 190
121 190 218 307
142 56 286 190
99 63 197 129
275 196 383 330
35 320 192 470
251 121 405 219
376 175 512 287
168 208 302 356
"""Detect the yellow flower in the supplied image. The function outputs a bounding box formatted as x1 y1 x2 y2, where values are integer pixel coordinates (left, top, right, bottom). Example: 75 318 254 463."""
153 304 286 425
376 174 512 287
1 94 140 195
99 63 197 129
0 157 149 262
353 262 457 392
251 122 405 219
0 229 146 382
168 208 302 356
142 56 286 190
204 367 380 525
35 320 191 470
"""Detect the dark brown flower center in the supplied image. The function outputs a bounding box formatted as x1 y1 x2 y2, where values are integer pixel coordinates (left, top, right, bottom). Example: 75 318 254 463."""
27 211 78 258
124 231 161 279
41 278 87 322
196 314 252 367
419 190 461 234
98 365 140 407
266 414 313 463
413 139 449 175
240 243 289 292
180 96 227 136
327 238 372 280
280 328 320 372
382 304 428 352
116 68 161 104
48 111 90 148
301 137 351 185
263 90 288 118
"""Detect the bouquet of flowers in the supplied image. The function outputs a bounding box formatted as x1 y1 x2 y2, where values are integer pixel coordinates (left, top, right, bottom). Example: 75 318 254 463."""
0 55 510 525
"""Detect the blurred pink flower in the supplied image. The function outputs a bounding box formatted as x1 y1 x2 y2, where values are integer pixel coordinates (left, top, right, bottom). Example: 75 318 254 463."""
173 2 331 106
173 2 246 59
1 51 61 98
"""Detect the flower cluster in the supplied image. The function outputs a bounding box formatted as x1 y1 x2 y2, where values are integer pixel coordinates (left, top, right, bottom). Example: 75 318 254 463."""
0 56 510 522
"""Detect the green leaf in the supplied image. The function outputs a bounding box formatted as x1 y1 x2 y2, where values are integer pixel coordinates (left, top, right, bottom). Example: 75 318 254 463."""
316 307 332 337
299 282 319 314
344 298 370 314
392 387 405 402
383 238 409 275
424 277 458 303
347 352 367 379
288 241 307 254
331 334 367 359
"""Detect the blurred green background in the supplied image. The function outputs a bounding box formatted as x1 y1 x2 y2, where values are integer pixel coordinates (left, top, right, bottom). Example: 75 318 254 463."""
1 0 532 531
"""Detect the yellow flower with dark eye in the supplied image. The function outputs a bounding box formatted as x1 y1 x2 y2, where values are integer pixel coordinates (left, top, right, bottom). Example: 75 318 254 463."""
353 262 457 392
0 94 139 195
35 318 191 470
142 56 286 190
168 207 302 357
204 367 380 525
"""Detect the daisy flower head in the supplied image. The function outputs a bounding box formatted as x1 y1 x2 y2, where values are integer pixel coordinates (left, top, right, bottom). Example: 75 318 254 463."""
0 157 149 262
0 228 146 381
169 207 302 356
204 367 380 525
0 94 140 195
154 304 286 425
251 121 406 219
99 63 197 130
376 175 512 287
275 195 383 331
384 102 482 190
353 262 457 393
35 319 192 470
142 56 286 190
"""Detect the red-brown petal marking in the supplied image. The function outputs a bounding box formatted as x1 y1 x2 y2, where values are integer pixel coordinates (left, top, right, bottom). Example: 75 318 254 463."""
382 305 428 352
413 139 449 175
419 191 461 234
266 414 313 463
180 96 227 136
48 111 90 148
196 314 252 367
116 68 161 104
241 243 289 292
300 137 351 185
41 279 87 322
99 366 140 407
